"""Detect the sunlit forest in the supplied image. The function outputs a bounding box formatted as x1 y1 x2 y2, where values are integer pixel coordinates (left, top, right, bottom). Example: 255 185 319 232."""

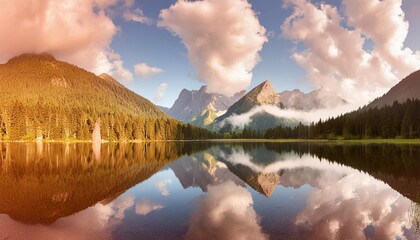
0 54 218 141
0 103 219 141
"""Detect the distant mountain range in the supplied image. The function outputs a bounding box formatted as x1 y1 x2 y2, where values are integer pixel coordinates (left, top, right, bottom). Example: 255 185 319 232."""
165 86 245 126
168 67 420 132
166 80 347 131
279 88 346 111
367 69 420 109
3 53 418 139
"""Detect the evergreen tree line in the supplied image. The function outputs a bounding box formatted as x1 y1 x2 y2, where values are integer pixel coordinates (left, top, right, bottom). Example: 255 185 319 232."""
264 99 420 139
0 101 220 141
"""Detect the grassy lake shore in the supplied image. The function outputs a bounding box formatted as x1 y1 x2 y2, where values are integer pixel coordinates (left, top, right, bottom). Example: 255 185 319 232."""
205 138 420 144
1 139 420 144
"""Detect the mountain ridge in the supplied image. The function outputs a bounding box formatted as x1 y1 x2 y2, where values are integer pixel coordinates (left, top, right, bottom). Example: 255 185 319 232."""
166 85 245 126
0 53 216 140
279 88 346 110
367 69 420 109
216 80 282 123
0 53 164 117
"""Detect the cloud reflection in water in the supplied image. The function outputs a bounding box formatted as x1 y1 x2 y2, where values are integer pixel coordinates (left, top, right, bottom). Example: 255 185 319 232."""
186 181 268 240
0 195 134 240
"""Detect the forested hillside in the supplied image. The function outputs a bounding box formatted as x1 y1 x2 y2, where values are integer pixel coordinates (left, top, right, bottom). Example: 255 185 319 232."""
264 99 420 139
368 70 420 109
0 54 218 141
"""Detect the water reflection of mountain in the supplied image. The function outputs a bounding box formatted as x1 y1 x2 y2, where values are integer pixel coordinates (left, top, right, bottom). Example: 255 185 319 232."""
165 142 420 200
169 151 245 192
168 143 419 240
169 143 302 196
209 142 420 201
0 142 209 224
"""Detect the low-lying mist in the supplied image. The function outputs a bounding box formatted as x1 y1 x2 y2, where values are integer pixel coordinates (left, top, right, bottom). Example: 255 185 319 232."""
222 103 359 129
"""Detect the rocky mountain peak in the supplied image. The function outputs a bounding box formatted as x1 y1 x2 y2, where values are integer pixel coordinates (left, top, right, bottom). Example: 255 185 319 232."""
166 85 246 126
248 80 280 105
215 80 282 123
198 85 208 93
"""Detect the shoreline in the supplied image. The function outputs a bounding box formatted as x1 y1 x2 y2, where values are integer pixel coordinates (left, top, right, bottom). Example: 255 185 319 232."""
1 139 420 144
205 139 420 144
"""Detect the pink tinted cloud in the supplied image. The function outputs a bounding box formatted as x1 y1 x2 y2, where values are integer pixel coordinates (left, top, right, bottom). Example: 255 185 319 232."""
282 0 420 106
0 0 133 82
159 0 267 97
186 181 268 240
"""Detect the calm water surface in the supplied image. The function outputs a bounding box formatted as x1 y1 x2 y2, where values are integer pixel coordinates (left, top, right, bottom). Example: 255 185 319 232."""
0 142 419 240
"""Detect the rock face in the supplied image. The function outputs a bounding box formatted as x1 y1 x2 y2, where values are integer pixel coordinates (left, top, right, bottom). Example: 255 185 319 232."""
216 80 282 122
367 69 420 109
166 86 245 126
253 80 282 105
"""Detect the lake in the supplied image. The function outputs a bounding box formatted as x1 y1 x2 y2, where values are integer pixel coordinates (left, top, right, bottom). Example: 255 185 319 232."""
0 142 419 240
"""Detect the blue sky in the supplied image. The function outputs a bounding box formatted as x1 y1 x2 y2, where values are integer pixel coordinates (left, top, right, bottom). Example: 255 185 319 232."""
107 0 420 108
111 0 310 107
1 0 419 108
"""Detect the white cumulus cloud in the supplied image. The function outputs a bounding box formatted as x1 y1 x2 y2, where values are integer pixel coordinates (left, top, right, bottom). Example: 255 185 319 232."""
109 57 134 83
281 0 420 106
135 63 163 79
135 200 164 216
0 0 135 83
159 0 268 96
186 181 268 240
124 8 152 24
0 194 134 240
153 83 169 103
155 178 171 196
295 171 414 240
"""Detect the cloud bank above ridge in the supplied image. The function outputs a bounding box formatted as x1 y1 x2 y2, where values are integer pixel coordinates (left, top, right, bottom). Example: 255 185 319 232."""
282 0 420 106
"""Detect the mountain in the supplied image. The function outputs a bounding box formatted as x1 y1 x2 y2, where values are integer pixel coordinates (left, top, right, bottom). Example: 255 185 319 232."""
166 86 245 126
0 53 164 117
368 70 420 108
0 53 217 141
212 80 349 131
279 89 346 110
216 80 281 122
0 54 165 117
213 80 297 131
158 105 170 112
167 80 347 131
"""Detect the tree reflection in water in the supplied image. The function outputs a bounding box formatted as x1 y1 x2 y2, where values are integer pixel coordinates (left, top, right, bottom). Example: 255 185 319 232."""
0 142 419 240
0 142 210 224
